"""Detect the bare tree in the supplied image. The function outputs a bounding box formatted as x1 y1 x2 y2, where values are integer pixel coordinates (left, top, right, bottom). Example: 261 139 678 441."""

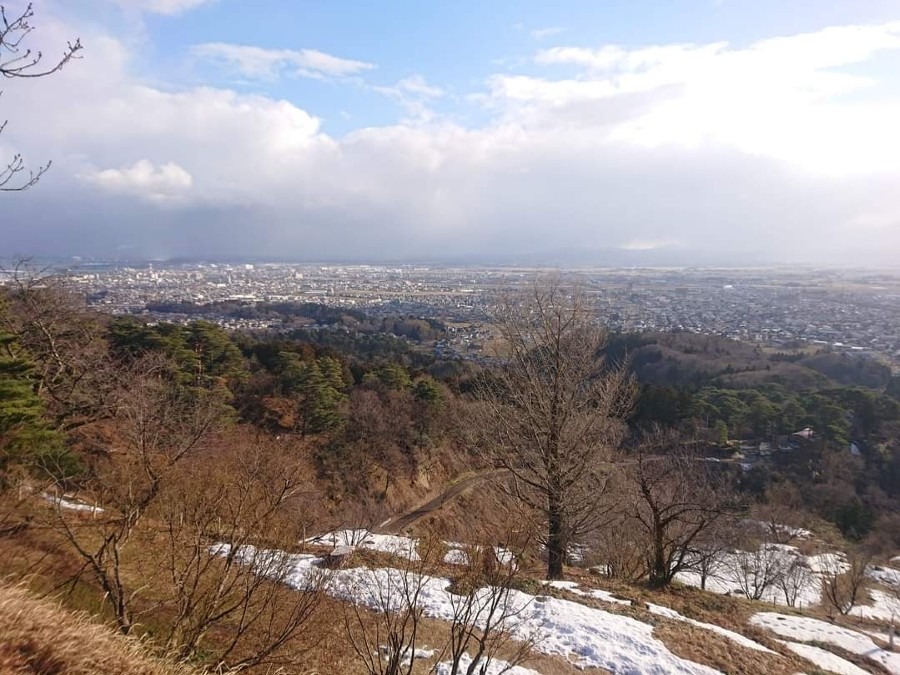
753 482 810 546
685 519 734 592
153 431 325 670
1 3 82 191
49 368 327 668
821 550 870 617
0 262 113 431
343 550 431 675
779 557 814 608
624 434 735 588
585 509 646 582
51 354 227 634
728 543 786 601
473 277 634 579
434 534 536 675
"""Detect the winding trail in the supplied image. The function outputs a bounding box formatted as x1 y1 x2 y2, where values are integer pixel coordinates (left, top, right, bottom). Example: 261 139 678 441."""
379 454 722 533
378 469 507 533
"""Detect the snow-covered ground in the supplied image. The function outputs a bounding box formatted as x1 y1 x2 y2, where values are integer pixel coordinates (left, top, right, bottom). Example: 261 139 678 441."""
304 530 515 568
778 641 869 675
646 602 774 653
544 580 632 606
546 580 773 654
217 543 724 674
673 545 846 608
41 492 104 514
751 612 900 675
851 588 900 621
305 529 421 560
442 547 469 565
217 528 900 675
864 628 898 646
869 564 900 588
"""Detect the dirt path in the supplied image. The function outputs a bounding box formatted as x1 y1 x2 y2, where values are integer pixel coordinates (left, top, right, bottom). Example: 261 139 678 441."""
378 454 705 534
378 469 507 533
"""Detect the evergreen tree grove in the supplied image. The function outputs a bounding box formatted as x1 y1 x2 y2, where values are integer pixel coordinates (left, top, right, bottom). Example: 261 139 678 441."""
0 329 63 471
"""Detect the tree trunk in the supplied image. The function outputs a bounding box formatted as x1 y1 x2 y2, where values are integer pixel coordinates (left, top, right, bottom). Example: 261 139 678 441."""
547 494 565 580
648 520 668 588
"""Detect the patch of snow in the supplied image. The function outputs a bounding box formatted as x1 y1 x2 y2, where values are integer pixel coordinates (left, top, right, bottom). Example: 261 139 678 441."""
646 603 774 653
674 546 842 608
42 493 104 514
544 580 632 606
778 641 869 675
674 569 739 596
443 548 469 565
869 565 900 588
434 653 541 675
805 552 847 575
494 546 515 566
585 588 632 605
864 628 898 646
387 645 435 666
217 544 722 674
751 612 900 674
305 529 420 560
851 588 900 621
545 580 579 591
304 531 517 568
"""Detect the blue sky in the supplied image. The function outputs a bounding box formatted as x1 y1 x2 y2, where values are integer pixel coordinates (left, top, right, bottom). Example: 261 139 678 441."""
103 0 900 134
2 0 900 263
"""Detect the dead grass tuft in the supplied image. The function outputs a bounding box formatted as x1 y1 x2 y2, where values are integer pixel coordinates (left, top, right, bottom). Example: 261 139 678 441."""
0 583 203 675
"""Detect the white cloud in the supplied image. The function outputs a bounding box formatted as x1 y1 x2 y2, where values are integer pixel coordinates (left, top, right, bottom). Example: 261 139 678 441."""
113 0 215 16
373 75 444 100
3 15 900 264
82 160 193 202
191 42 375 80
500 22 900 176
371 76 445 123
531 27 565 40
395 75 445 99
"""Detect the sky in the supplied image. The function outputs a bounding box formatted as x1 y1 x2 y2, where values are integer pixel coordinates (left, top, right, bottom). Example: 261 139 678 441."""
1 0 899 265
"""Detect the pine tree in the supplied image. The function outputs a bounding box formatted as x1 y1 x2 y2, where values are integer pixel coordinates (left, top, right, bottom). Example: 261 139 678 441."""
286 357 347 435
0 330 62 469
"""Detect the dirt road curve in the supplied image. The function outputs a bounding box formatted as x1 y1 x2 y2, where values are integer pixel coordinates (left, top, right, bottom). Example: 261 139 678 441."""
379 469 507 533
378 455 714 533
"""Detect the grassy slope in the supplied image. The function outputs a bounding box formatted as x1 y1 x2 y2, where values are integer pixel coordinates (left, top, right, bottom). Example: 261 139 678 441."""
0 583 203 675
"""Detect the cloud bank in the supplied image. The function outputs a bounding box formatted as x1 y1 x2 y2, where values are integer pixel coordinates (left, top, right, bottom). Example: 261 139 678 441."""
1 10 899 264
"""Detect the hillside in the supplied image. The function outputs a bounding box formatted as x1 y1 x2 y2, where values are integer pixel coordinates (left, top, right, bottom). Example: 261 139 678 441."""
0 583 203 675
2 281 899 673
619 332 893 391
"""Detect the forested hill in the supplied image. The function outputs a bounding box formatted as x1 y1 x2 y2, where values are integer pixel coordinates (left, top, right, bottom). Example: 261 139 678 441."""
607 331 896 391
3 280 900 673
144 299 449 342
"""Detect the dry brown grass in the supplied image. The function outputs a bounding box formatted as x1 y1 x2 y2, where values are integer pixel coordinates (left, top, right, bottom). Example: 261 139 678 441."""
652 621 807 675
0 583 203 675
7 488 885 675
